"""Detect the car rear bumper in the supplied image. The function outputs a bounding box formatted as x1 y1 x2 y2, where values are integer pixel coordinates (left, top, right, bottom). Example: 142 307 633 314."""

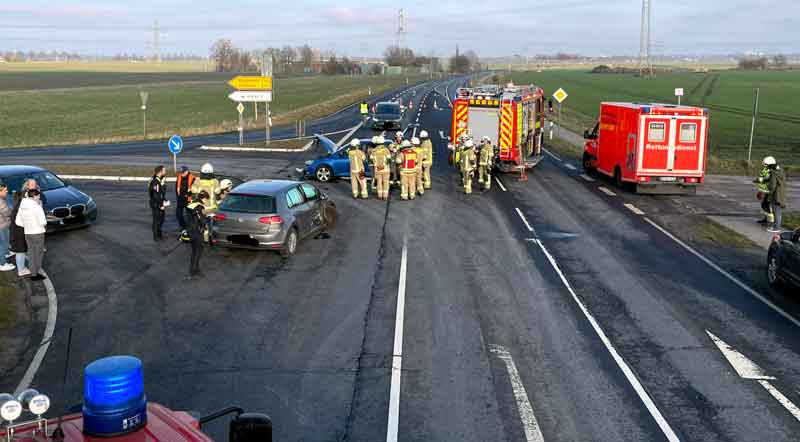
372 120 401 129
212 227 286 250
635 182 698 195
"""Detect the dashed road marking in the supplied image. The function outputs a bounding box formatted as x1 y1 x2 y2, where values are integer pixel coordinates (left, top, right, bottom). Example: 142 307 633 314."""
515 208 535 233
495 177 507 192
489 344 545 442
542 148 561 162
598 186 617 197
386 235 408 442
579 174 595 182
624 203 646 215
564 163 577 171
532 239 681 442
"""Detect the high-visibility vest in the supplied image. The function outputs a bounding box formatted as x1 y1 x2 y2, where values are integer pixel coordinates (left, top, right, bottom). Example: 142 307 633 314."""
360 103 369 115
401 150 417 171
176 173 196 197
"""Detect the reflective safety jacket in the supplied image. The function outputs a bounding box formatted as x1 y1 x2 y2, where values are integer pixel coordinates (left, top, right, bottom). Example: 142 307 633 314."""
348 148 366 174
755 166 771 194
421 139 433 166
360 103 369 115
191 177 221 211
397 148 418 173
176 172 196 199
413 146 427 172
371 147 391 173
461 147 476 172
184 201 206 236
479 143 494 167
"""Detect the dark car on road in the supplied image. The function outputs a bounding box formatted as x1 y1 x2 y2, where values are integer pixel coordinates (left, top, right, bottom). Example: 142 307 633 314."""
0 165 97 232
211 179 336 257
371 101 403 130
768 229 800 289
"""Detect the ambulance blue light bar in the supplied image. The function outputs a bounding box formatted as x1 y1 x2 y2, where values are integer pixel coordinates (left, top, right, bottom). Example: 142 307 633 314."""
83 355 147 436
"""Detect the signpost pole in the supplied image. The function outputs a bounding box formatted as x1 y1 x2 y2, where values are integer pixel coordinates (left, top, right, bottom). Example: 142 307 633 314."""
558 103 562 137
748 87 760 163
139 91 149 138
678 95 681 106
239 110 244 146
263 54 272 145
173 153 177 174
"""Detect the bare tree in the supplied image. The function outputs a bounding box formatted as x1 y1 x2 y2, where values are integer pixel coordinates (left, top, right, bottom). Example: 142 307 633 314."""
210 39 235 72
300 44 314 69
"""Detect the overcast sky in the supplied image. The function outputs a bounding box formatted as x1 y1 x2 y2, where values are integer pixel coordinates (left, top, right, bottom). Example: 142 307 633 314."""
1 0 797 57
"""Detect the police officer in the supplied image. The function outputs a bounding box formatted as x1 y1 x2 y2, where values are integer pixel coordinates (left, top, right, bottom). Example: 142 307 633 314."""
754 156 774 224
185 190 210 279
371 136 391 200
412 137 426 196
478 136 494 191
191 163 221 212
420 130 433 190
348 139 368 199
396 140 418 200
360 100 369 123
460 139 477 194
148 165 168 241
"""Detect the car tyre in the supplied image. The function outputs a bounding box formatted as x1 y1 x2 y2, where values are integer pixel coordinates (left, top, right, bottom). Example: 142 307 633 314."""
614 166 624 189
281 228 298 258
582 153 595 173
316 166 333 182
767 253 782 288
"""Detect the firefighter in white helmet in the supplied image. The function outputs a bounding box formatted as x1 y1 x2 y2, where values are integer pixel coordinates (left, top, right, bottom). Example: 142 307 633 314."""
411 137 426 196
420 130 433 190
478 136 494 191
460 139 477 194
348 138 368 199
389 131 404 185
754 156 776 224
191 163 221 212
396 140 418 200
369 136 379 191
218 179 233 203
371 136 391 200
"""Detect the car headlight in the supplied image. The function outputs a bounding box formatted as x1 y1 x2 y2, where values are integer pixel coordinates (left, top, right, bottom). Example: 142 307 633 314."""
305 160 313 166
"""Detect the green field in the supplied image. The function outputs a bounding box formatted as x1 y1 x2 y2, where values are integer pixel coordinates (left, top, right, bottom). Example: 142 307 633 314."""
509 70 800 165
0 72 425 147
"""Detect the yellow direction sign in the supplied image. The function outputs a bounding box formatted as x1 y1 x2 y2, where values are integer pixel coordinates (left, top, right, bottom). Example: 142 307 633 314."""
553 88 568 104
228 76 273 91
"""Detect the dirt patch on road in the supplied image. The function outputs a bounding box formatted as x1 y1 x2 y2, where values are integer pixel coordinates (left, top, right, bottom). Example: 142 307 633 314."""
0 274 43 385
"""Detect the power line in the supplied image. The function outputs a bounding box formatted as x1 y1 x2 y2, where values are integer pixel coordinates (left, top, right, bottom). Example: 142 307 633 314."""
638 0 653 77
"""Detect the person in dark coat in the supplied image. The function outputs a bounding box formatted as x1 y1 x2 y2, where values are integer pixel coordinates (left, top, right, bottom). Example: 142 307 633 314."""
767 162 787 233
184 191 210 279
9 191 29 276
148 165 168 241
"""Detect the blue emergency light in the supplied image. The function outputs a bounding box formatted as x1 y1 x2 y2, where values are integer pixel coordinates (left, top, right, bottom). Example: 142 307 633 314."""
82 355 147 436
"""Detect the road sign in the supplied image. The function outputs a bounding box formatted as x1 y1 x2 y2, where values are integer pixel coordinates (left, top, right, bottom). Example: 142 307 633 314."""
228 75 273 91
675 88 684 97
228 91 273 102
237 103 245 114
168 135 183 154
139 91 149 106
553 88 568 104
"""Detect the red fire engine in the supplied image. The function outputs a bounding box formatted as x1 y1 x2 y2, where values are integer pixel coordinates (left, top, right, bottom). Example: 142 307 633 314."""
450 84 545 172
0 356 271 442
583 102 709 194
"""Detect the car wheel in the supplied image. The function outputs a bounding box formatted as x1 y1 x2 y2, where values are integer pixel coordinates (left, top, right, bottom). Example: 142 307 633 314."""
316 166 333 182
767 254 782 287
614 166 624 188
582 153 594 172
281 228 298 258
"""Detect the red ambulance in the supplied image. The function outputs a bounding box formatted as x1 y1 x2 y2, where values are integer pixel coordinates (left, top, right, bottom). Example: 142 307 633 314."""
582 102 709 194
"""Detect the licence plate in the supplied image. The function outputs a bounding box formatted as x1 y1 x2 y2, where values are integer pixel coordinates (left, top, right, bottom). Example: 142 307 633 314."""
659 177 677 182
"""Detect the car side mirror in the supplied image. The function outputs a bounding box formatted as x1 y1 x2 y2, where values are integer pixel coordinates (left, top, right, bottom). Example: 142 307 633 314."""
63 179 72 186
229 413 272 442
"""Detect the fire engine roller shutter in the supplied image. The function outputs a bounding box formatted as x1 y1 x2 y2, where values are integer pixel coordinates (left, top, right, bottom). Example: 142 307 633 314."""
500 102 513 158
468 107 500 147
453 101 469 140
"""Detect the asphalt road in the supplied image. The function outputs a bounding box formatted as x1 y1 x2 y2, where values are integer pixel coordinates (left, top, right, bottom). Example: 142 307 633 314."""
4 77 800 441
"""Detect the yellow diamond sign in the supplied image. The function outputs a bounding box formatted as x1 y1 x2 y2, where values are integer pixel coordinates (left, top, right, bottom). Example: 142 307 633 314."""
228 75 273 91
553 88 568 104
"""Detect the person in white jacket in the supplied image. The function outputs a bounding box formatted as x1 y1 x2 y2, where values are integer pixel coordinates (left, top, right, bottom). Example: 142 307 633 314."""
15 189 47 281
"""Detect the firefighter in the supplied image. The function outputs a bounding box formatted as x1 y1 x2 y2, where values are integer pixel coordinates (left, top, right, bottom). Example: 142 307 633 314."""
460 139 477 194
184 190 210 279
420 130 433 190
396 140 418 200
175 166 196 230
478 136 494 191
371 135 391 200
360 100 369 123
754 156 774 224
218 179 233 202
389 131 404 185
412 137 426 196
148 165 168 241
767 157 787 233
191 163 221 212
369 136 379 191
348 139 368 199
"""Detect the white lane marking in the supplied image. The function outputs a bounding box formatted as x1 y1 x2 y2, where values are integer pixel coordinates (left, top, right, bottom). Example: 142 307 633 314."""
542 148 561 162
495 177 507 192
489 344 545 442
624 203 646 215
533 239 681 442
337 121 364 146
598 186 617 197
564 163 577 171
706 331 775 380
579 174 595 182
386 235 408 442
758 380 800 423
14 269 57 397
515 208 535 233
643 218 800 329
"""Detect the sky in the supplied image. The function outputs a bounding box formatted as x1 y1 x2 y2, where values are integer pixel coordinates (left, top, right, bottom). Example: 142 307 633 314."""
1 0 798 57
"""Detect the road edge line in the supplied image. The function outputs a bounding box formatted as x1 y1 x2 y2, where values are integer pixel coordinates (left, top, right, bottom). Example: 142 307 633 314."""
488 344 545 442
13 268 57 396
386 235 408 442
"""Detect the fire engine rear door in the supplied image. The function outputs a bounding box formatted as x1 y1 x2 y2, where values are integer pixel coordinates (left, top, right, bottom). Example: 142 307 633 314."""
468 107 500 146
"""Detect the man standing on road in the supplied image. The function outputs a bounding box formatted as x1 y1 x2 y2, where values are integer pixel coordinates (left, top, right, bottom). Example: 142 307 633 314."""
767 158 787 233
175 166 195 231
15 189 47 281
191 163 221 213
0 183 15 272
368 137 378 192
371 136 391 200
478 137 494 191
148 165 168 241
754 157 774 225
460 139 477 194
420 130 433 190
185 191 210 279
396 140 418 200
348 139 368 199
360 100 369 123
389 131 404 185
412 137 427 196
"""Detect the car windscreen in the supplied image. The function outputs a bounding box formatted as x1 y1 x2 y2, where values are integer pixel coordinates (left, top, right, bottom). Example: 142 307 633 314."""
4 171 65 192
376 104 400 115
220 194 277 213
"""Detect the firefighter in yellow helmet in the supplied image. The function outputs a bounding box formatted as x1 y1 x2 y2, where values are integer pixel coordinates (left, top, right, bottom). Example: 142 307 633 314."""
420 130 433 189
348 139 368 199
370 135 391 200
396 140 418 200
191 163 221 212
460 139 477 194
411 137 426 196
478 136 494 191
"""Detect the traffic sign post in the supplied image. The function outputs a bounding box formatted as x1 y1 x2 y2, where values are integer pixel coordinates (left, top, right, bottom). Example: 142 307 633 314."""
553 88 569 137
168 135 183 173
675 87 684 106
237 103 245 146
139 91 149 137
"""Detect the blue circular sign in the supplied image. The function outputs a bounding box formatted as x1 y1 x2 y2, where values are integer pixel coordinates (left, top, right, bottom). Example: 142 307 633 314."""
168 135 183 154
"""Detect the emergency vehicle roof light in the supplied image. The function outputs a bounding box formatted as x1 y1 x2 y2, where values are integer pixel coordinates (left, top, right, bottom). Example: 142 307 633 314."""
642 106 650 114
83 356 147 436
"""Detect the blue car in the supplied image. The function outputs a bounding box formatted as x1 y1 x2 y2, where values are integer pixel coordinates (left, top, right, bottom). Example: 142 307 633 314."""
300 135 388 182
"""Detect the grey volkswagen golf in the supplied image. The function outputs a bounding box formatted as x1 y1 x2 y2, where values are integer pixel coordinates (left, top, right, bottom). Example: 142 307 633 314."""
211 179 336 257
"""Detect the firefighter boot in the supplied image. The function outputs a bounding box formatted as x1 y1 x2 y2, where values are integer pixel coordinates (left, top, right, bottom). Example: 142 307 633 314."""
359 176 369 199
424 165 432 189
400 174 409 200
416 169 424 196
464 171 473 194
408 172 417 200
483 169 492 191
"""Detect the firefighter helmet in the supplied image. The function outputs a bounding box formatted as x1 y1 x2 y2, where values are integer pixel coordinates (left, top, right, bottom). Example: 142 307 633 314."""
411 137 420 146
371 136 378 145
201 163 214 174
220 179 233 190
420 130 429 138
465 139 474 148
376 135 386 144
401 140 412 148
395 131 404 139
350 139 361 148
763 156 777 166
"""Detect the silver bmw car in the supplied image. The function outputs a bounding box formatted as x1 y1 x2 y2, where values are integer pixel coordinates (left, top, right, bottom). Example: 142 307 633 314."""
211 179 336 257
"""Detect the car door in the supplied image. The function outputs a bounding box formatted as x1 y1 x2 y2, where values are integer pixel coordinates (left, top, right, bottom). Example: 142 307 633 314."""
300 183 324 234
286 186 311 237
784 234 800 285
332 149 351 177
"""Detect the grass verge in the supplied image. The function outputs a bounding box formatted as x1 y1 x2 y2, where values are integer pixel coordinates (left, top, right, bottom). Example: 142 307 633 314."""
783 211 800 230
544 136 582 161
693 218 759 248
